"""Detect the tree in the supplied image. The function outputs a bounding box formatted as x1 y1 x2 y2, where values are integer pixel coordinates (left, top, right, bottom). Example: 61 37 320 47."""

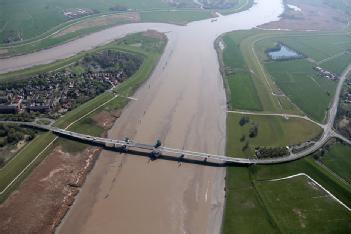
249 125 258 138
239 116 250 126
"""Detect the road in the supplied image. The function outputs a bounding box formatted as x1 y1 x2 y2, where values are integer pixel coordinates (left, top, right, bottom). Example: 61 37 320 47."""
227 110 324 128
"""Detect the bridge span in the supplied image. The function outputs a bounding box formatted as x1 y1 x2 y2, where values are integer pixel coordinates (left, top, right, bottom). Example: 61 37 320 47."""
1 121 254 165
2 120 345 165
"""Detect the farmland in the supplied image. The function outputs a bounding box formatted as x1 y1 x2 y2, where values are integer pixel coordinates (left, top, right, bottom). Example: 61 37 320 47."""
0 32 167 202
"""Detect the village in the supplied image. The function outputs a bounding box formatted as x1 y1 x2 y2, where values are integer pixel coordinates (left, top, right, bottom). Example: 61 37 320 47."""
0 50 142 118
313 66 339 81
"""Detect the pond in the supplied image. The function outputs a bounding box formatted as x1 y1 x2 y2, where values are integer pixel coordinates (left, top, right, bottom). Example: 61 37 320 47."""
267 44 303 60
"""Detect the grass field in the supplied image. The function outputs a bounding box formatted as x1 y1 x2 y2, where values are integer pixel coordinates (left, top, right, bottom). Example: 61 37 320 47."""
220 34 263 111
319 143 351 184
140 10 212 24
0 0 254 58
0 0 170 42
223 157 351 234
272 34 351 64
222 29 351 228
0 32 166 202
265 59 337 122
226 113 322 158
221 30 351 122
0 0 251 45
255 175 351 233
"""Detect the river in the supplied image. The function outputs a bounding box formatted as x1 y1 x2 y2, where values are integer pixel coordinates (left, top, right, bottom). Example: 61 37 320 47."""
0 1 284 233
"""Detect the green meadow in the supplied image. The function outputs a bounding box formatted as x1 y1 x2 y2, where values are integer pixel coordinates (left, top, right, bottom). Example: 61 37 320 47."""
319 143 351 183
222 158 351 234
265 59 337 122
226 113 322 158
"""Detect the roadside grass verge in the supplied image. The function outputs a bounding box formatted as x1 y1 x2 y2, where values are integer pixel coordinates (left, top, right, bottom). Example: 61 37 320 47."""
226 113 322 158
0 33 166 202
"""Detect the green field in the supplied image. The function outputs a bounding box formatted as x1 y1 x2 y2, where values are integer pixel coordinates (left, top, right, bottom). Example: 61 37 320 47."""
319 143 351 184
255 175 351 233
223 157 351 234
221 30 351 122
265 59 337 122
226 113 322 158
222 28 351 233
272 34 351 64
0 0 170 42
0 32 166 202
0 0 253 58
262 34 351 75
221 34 263 111
140 10 212 24
0 0 251 44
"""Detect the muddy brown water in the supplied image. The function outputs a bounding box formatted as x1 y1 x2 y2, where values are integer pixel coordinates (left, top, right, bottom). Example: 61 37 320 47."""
0 1 283 233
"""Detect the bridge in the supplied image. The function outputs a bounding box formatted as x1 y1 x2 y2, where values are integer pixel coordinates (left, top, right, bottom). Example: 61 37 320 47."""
2 120 349 165
0 121 254 165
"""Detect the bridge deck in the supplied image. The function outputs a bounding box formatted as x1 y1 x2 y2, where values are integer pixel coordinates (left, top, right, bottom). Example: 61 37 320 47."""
1 120 336 165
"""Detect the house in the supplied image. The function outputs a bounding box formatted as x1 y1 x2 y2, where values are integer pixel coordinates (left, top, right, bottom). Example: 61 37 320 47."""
26 105 50 113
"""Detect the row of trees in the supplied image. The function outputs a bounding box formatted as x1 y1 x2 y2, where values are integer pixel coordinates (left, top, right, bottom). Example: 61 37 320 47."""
255 146 289 159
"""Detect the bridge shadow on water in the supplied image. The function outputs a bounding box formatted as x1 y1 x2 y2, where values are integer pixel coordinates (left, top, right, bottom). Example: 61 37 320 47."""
57 132 248 168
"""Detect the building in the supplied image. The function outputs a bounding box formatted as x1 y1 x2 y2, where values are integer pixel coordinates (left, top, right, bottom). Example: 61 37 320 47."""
0 104 18 114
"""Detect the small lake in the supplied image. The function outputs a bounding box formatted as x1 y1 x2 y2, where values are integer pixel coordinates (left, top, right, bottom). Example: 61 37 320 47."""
268 44 303 60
